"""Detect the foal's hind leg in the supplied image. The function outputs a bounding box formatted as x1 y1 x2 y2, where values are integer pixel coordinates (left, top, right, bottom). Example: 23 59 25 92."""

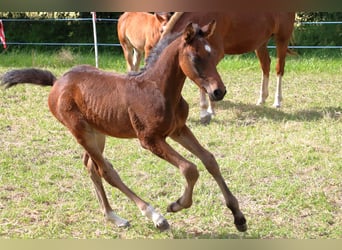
83 152 129 227
132 48 143 71
170 125 247 232
121 41 135 71
76 128 169 231
255 43 271 106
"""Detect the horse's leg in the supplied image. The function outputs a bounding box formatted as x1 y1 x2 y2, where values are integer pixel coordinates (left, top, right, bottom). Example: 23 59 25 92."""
121 42 135 71
132 48 143 71
273 40 288 108
69 120 169 230
200 89 213 125
82 152 130 227
139 137 199 213
80 132 130 227
170 125 247 232
255 43 271 105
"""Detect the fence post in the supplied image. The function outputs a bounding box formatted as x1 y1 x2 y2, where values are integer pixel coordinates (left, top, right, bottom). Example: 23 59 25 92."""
91 12 98 68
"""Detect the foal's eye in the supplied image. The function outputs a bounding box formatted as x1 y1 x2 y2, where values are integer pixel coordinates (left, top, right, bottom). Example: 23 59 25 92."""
189 54 206 77
189 53 202 64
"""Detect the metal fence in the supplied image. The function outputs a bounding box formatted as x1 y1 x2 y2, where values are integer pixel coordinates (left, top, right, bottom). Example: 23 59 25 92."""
1 18 342 49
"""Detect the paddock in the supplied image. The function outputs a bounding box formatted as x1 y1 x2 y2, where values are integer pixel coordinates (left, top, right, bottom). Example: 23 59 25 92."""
0 49 341 238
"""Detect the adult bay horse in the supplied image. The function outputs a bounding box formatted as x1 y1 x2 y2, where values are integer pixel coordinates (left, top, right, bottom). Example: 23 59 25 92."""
117 12 172 71
162 12 295 124
1 21 247 232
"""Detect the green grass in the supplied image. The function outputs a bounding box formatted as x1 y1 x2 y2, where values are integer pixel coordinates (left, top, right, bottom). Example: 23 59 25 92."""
0 49 341 239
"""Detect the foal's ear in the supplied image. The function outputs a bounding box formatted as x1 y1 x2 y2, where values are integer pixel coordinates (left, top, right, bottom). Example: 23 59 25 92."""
201 20 216 39
183 22 196 43
155 13 167 23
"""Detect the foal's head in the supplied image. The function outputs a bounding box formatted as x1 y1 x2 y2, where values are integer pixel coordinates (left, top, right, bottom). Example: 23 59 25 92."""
179 21 226 101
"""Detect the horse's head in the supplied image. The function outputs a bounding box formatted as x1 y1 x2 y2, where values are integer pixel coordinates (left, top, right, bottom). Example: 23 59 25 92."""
179 21 226 101
155 12 173 34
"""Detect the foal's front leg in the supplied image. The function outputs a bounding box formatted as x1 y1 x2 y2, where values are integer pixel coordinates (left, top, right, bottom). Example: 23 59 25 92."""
170 125 247 232
139 137 199 213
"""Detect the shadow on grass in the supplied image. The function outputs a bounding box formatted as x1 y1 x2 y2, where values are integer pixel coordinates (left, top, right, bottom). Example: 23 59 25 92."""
189 100 341 125
170 228 257 239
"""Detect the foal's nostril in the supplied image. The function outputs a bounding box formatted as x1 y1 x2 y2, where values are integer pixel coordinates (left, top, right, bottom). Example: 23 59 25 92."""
213 89 225 100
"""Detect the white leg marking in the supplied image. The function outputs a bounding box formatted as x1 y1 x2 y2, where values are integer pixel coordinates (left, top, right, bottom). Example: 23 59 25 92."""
105 211 130 227
200 89 212 124
141 205 167 229
207 102 215 116
132 49 138 66
257 74 269 105
273 75 282 108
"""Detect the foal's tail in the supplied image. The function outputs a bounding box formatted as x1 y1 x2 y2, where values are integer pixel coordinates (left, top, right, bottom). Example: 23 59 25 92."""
0 68 56 89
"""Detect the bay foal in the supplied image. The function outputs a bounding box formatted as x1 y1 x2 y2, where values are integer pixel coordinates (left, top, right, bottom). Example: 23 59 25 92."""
1 22 246 232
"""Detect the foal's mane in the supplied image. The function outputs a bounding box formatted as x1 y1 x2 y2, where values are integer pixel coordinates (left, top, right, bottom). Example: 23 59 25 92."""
128 31 182 76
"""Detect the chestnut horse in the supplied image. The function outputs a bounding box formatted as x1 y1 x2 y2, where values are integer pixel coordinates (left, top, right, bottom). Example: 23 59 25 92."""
1 22 247 232
117 12 172 71
162 12 295 124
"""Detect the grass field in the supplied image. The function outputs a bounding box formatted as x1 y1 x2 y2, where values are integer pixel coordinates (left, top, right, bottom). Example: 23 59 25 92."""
0 48 341 239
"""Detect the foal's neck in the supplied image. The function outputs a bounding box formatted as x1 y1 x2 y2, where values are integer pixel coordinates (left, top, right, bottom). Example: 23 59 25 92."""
143 38 186 103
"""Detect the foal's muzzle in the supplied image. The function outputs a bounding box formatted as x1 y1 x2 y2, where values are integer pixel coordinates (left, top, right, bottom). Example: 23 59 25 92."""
209 88 226 101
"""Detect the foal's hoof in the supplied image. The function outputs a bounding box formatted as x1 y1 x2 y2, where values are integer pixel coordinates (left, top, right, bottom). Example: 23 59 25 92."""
105 212 130 228
156 218 170 232
235 222 247 232
234 217 247 232
167 201 184 213
200 113 212 125
118 220 130 228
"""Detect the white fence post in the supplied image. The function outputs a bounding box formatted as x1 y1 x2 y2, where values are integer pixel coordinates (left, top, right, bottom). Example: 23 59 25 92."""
91 12 98 68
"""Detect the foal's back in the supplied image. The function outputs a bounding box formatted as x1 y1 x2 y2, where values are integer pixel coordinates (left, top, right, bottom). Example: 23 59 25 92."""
47 65 168 139
48 66 131 137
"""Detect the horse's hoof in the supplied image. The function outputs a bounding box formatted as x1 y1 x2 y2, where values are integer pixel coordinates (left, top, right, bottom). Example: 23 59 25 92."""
256 96 266 105
234 217 247 232
105 212 130 228
273 103 281 108
200 114 212 125
235 222 247 232
167 201 184 213
156 218 170 232
118 220 131 228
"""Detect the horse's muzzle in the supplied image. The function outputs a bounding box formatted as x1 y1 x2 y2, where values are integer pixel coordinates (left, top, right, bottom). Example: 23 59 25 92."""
209 88 226 101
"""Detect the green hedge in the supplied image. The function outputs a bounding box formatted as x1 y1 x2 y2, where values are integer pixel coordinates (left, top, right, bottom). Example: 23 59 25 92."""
0 12 341 52
0 12 122 52
294 12 342 47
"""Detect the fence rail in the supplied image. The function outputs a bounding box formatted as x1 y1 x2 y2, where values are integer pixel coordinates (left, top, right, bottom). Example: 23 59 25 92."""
1 18 342 49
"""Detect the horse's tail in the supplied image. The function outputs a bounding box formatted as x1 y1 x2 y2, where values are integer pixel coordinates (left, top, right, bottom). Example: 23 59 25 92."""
287 48 298 56
286 33 298 56
1 68 56 89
